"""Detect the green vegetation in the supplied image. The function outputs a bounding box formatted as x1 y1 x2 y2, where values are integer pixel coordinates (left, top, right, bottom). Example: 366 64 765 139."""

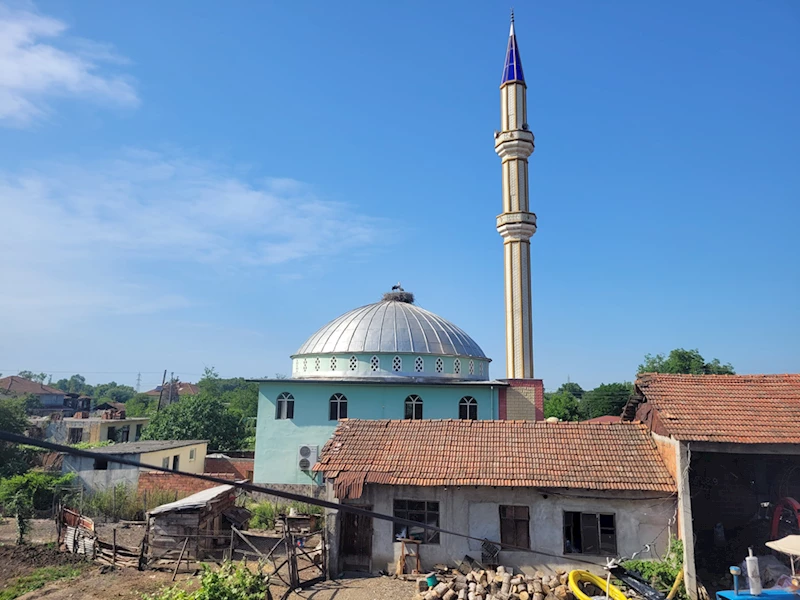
0 565 84 600
623 537 686 600
70 440 114 450
71 484 183 521
0 396 31 477
0 472 75 544
145 562 271 600
248 500 323 530
638 348 734 375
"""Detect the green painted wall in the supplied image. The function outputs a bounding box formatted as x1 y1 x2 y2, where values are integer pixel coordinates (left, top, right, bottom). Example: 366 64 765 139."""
254 381 500 484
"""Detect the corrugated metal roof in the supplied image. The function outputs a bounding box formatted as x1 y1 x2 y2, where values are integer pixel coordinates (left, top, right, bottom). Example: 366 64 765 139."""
148 484 234 515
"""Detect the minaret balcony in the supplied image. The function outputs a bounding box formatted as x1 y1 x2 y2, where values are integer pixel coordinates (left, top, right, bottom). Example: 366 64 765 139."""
494 129 535 159
496 211 537 240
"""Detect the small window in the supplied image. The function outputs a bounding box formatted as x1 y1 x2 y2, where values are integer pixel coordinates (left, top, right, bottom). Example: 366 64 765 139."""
370 355 380 371
349 356 358 371
404 395 423 420
68 427 83 444
162 457 169 469
500 505 530 549
393 499 440 544
330 356 338 370
469 360 475 375
563 512 617 555
172 455 180 471
303 358 307 372
107 426 117 442
94 459 108 470
189 448 196 461
459 396 478 420
314 358 320 371
453 358 461 375
414 356 424 372
329 393 348 420
275 392 295 420
435 358 444 374
135 424 143 441
392 356 402 372
479 362 484 376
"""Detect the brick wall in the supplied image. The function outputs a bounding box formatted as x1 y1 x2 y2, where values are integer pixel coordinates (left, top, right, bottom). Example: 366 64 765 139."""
204 457 254 480
137 471 236 497
502 379 545 420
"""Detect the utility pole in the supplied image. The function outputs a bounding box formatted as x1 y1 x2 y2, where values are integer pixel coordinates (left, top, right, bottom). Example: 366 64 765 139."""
135 372 141 392
156 370 167 413
167 371 174 405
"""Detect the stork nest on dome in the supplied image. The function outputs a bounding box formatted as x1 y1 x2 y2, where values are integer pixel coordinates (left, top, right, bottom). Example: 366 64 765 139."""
382 288 415 304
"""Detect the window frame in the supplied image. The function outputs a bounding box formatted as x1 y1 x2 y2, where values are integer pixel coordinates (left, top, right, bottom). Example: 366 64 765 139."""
275 392 295 420
454 358 461 375
161 457 169 469
563 511 617 555
404 394 423 420
435 357 444 373
392 355 403 372
459 396 478 420
499 505 530 549
329 393 348 421
370 355 380 371
393 499 440 544
189 448 196 461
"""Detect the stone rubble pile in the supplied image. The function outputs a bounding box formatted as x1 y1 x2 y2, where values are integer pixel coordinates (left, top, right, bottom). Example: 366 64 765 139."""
413 566 578 600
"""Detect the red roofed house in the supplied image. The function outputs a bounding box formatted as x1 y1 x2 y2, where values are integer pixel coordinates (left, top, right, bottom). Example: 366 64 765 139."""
315 419 676 576
623 373 800 599
0 376 66 411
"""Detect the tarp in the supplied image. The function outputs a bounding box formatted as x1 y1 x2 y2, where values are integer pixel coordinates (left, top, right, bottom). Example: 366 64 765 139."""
766 535 800 557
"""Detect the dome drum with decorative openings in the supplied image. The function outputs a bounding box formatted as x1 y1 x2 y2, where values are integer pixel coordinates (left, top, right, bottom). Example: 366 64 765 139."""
291 290 491 381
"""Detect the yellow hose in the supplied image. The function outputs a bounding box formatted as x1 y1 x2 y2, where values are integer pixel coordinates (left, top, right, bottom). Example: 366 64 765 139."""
568 570 628 600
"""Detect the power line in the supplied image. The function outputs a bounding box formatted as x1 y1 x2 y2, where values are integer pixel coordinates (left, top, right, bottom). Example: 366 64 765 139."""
0 430 608 566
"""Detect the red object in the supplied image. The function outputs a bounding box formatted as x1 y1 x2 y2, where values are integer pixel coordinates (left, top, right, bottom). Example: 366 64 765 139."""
771 497 800 540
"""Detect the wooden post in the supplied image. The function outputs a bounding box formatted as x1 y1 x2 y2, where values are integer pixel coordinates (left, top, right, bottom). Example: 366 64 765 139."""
112 528 117 567
172 537 190 582
229 529 235 561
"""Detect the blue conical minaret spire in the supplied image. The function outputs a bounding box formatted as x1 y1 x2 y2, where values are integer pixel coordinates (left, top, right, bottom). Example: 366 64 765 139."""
502 10 525 85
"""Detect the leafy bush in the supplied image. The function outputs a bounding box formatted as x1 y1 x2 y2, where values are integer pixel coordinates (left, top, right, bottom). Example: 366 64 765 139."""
248 500 323 530
72 484 183 521
145 562 271 600
623 536 686 600
0 471 75 543
70 440 114 450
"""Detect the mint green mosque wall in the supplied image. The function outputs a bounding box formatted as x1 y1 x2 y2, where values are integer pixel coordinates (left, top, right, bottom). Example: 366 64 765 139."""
254 381 500 484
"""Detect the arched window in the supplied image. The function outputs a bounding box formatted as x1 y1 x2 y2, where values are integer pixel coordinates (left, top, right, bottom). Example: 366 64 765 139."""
314 358 320 371
302 358 307 372
392 356 403 372
414 356 424 372
459 396 477 420
370 356 380 371
454 358 461 375
329 393 348 420
275 392 294 420
405 395 423 420
479 362 484 377
349 356 358 371
435 357 444 373
469 360 475 375
330 356 338 370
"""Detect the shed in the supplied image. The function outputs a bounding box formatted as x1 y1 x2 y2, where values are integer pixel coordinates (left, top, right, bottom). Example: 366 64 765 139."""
145 484 250 561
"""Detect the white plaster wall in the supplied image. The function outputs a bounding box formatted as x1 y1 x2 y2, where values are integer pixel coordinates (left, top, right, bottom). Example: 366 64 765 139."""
351 485 676 575
62 454 141 491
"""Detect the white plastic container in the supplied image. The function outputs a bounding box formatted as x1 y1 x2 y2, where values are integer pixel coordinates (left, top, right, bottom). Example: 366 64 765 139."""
746 548 762 596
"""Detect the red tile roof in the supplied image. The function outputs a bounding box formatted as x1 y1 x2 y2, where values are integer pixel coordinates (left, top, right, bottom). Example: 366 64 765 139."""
143 382 200 397
630 373 800 444
583 416 622 424
315 419 676 498
0 376 65 396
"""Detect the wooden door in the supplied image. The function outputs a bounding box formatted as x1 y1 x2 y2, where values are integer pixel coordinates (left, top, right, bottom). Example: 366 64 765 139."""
340 508 372 572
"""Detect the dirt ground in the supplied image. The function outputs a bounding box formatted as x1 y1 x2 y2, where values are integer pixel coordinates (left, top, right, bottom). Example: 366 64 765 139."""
0 530 416 600
0 518 147 549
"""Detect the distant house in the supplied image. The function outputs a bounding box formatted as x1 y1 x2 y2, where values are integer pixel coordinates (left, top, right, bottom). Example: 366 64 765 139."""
0 376 67 411
62 439 208 492
144 381 200 400
93 401 127 413
315 419 676 576
46 413 150 445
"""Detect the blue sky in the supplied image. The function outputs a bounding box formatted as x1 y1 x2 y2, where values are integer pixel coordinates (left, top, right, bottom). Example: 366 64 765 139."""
0 1 797 392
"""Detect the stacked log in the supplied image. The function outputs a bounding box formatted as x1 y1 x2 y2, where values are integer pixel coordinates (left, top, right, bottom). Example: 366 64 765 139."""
414 567 576 600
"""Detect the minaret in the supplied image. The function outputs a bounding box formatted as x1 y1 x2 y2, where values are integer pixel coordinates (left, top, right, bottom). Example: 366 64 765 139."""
495 11 536 380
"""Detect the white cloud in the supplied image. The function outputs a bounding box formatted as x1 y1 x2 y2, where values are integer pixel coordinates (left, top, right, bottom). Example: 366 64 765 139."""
0 3 138 126
0 150 386 330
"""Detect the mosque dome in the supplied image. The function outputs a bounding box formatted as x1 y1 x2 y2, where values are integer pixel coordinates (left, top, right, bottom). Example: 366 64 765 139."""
291 291 490 381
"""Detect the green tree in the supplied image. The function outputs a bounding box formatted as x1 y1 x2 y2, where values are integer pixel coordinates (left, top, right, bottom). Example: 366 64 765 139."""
124 393 153 417
580 382 633 419
53 374 94 396
93 382 136 403
0 471 74 544
142 394 245 452
555 382 585 400
544 391 581 421
638 348 735 375
16 371 48 384
0 396 31 477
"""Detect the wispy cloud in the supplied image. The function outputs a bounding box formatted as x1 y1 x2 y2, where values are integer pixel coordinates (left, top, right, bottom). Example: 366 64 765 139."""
0 2 138 126
0 149 386 329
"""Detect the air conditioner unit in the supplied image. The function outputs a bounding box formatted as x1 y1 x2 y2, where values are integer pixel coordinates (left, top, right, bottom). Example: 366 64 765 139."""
297 444 319 471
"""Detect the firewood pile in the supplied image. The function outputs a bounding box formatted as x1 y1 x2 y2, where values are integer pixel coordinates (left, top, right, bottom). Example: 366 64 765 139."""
413 566 577 600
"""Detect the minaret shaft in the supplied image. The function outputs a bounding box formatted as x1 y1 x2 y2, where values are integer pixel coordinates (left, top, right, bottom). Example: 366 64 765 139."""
496 19 536 380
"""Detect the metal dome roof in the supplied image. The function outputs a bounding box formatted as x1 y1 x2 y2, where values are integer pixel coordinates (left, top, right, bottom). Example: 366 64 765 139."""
294 295 487 358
